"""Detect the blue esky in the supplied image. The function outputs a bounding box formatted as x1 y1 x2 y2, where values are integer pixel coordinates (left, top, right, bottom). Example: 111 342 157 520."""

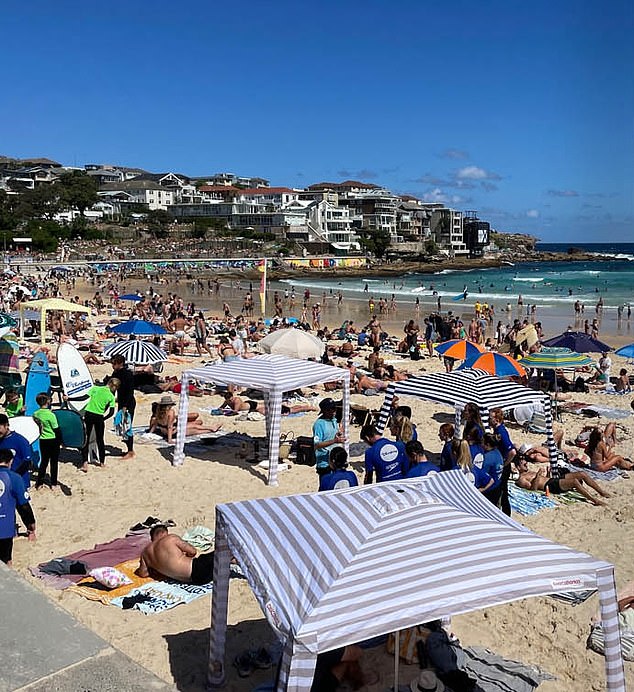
2 0 633 242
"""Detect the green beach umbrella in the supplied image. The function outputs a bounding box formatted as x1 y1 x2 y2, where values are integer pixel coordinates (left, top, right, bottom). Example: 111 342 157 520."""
519 350 595 370
0 312 17 328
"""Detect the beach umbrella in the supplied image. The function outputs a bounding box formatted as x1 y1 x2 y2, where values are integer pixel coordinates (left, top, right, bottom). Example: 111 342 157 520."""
103 340 167 365
458 351 526 378
0 334 20 375
258 328 324 360
109 320 167 336
520 350 595 370
0 312 17 329
542 331 612 353
434 339 484 361
118 293 143 302
615 343 634 360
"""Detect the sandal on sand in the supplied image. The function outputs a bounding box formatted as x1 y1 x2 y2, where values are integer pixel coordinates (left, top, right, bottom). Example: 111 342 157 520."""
233 652 254 678
251 647 272 669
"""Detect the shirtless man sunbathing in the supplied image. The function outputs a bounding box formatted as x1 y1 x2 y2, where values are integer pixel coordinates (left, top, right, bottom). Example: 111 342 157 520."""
515 464 610 506
221 391 316 415
136 525 215 585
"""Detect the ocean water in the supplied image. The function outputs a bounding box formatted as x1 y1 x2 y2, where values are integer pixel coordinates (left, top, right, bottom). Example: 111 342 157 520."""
277 245 634 312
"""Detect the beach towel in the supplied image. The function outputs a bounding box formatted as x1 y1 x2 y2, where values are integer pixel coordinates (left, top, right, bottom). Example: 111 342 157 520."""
558 460 622 482
508 485 557 516
550 589 596 606
110 579 215 614
461 646 555 691
30 534 151 590
181 526 215 552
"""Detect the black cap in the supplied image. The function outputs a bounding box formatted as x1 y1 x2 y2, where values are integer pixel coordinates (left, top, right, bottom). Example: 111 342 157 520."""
319 397 337 412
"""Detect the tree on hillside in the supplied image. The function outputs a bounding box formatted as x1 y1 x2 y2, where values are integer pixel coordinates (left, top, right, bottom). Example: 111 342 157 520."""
146 209 173 238
57 170 98 217
0 190 19 230
16 184 61 221
359 228 391 259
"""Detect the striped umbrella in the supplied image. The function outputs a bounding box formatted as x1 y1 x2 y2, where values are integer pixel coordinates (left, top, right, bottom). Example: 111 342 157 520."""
434 339 484 361
0 334 20 374
519 350 594 370
109 319 167 336
458 351 526 378
103 340 167 365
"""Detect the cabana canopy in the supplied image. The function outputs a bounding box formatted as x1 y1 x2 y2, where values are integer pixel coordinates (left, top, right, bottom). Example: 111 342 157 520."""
173 354 350 485
208 472 625 691
20 298 91 345
376 369 559 473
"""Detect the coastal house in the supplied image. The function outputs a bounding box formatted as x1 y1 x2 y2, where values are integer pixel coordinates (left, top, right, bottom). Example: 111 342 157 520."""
193 172 270 188
425 205 467 256
99 180 175 210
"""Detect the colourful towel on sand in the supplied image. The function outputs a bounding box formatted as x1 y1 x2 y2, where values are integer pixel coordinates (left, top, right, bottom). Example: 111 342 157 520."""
110 579 214 614
67 559 153 604
30 534 150 590
68 557 215 614
509 485 557 516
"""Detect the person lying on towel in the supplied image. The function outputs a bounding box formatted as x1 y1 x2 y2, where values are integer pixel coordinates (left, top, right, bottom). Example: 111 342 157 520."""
136 524 215 585
515 462 610 506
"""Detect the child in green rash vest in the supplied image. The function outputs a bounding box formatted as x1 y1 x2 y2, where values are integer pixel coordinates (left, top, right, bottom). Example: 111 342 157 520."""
33 393 62 490
4 389 25 418
80 379 120 472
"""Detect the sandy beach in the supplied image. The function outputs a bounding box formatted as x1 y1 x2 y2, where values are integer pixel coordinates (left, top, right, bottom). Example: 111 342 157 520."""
3 270 633 692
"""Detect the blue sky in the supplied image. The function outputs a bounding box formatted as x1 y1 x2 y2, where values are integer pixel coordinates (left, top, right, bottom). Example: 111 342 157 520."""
2 0 633 242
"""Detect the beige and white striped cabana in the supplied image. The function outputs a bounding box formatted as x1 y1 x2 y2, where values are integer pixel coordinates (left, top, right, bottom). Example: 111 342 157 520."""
173 354 350 485
207 471 626 691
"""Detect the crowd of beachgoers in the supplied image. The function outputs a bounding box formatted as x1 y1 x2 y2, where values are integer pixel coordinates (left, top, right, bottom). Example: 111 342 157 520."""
1 260 633 691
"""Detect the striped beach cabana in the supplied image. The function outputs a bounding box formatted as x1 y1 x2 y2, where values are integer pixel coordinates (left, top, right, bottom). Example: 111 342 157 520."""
207 472 625 691
375 369 558 474
172 354 350 485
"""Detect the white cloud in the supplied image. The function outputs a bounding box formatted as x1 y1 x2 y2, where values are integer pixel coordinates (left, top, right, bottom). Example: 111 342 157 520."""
526 209 540 218
422 187 447 203
456 165 501 181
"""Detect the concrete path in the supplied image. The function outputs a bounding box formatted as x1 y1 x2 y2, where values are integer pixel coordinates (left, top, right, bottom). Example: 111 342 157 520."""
0 562 175 691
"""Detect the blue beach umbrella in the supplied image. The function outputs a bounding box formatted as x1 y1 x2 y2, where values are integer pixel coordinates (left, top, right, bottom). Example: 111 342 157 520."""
109 320 167 336
542 331 612 354
615 343 634 359
118 293 143 302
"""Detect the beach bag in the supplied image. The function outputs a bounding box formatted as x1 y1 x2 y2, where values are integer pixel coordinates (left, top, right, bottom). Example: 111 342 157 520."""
295 436 316 466
387 626 429 664
279 431 294 460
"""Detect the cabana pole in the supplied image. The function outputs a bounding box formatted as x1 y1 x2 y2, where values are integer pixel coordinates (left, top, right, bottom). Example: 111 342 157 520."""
597 566 627 691
207 518 231 688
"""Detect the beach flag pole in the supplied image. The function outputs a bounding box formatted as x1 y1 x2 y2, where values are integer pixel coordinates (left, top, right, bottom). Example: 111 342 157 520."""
259 258 267 317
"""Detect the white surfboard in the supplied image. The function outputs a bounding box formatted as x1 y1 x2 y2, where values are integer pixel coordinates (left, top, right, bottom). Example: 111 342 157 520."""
57 343 94 413
10 416 41 445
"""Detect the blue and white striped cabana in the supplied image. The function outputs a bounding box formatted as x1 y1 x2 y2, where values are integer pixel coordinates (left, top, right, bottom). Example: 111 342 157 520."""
376 369 558 474
172 354 350 485
208 472 625 691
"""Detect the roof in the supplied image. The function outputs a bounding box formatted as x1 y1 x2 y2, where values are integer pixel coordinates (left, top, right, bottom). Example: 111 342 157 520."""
130 172 190 184
21 298 91 313
308 180 380 190
181 353 347 391
100 180 167 192
237 187 296 196
209 471 619 691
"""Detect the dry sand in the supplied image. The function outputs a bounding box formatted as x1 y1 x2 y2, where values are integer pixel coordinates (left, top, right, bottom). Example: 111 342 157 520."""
9 320 634 691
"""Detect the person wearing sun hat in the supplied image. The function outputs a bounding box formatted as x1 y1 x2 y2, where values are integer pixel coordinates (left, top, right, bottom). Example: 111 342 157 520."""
409 669 446 692
149 395 222 444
